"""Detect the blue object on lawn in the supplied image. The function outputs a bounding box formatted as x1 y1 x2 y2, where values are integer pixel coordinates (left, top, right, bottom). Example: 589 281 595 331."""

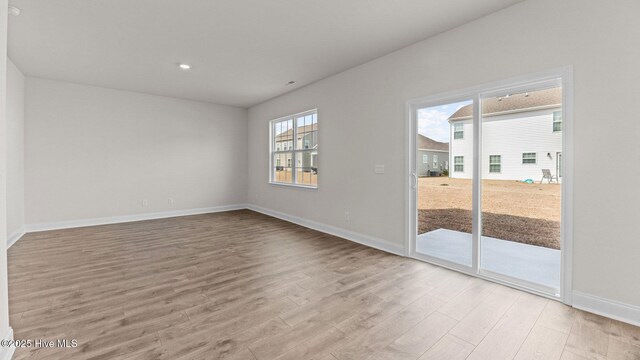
523 179 534 184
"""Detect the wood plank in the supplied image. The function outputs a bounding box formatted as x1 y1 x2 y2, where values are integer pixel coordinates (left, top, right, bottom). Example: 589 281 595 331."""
380 311 457 357
436 277 497 321
331 294 445 360
6 210 638 360
606 336 640 360
564 311 611 360
514 324 569 360
448 284 521 345
537 300 577 334
467 293 547 359
418 334 475 360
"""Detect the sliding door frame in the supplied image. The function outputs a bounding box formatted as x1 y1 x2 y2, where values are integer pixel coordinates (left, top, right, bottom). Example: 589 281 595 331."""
405 67 574 304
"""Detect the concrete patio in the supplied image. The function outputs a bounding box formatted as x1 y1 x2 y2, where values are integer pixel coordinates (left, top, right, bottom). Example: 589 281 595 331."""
416 228 560 291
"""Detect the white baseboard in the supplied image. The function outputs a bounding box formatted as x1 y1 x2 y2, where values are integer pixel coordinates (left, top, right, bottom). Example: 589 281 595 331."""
7 227 25 248
24 204 248 233
247 204 404 256
572 291 640 327
0 327 15 360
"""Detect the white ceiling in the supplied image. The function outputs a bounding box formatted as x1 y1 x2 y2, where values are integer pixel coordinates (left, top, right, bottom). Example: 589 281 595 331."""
7 0 523 108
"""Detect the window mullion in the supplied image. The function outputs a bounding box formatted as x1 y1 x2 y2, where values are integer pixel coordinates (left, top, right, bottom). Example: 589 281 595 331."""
292 118 298 184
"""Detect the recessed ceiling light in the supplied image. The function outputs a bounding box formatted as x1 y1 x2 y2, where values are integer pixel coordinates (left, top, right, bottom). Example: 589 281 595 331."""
285 81 296 86
179 64 191 70
8 6 21 16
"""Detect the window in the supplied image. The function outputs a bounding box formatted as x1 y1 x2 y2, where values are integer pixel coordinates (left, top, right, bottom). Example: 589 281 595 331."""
489 155 501 173
454 156 464 172
433 155 438 169
270 110 318 187
522 152 537 164
422 154 428 164
453 122 464 139
553 110 562 132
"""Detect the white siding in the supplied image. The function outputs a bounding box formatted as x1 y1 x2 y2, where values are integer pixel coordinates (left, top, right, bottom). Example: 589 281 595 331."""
449 108 562 181
449 119 474 179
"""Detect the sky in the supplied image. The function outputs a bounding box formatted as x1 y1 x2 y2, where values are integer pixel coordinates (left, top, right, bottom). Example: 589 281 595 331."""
417 100 471 143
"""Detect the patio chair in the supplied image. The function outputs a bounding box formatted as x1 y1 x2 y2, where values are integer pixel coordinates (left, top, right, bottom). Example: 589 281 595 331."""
540 169 558 184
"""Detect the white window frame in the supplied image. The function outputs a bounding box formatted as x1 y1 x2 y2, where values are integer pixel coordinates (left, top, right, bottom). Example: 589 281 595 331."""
553 110 562 132
269 109 318 189
433 154 438 169
489 155 501 173
454 156 464 172
453 122 464 139
522 152 537 165
422 154 428 164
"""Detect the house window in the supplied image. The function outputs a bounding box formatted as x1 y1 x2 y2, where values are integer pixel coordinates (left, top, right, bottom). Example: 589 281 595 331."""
489 155 501 173
454 156 464 172
453 123 464 139
553 110 562 132
422 154 428 164
522 152 537 164
433 155 438 169
270 110 318 187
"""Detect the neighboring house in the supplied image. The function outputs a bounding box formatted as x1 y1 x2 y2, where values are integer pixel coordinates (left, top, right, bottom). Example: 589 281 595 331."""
448 87 562 181
417 135 449 176
274 123 318 171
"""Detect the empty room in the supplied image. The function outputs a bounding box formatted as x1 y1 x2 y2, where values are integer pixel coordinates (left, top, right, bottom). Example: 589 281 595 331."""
0 0 639 359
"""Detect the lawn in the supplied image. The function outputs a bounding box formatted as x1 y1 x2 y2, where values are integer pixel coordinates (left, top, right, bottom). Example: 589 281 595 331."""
418 177 561 249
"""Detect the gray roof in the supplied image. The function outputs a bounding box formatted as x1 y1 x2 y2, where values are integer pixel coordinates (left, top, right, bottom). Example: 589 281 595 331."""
449 87 562 121
417 134 449 151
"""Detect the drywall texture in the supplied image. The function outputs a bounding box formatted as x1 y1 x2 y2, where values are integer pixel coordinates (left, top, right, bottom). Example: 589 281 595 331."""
25 78 248 224
0 0 11 338
6 58 25 240
248 0 640 306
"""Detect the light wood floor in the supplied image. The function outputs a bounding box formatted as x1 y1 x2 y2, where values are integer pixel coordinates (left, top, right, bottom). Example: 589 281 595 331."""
8 210 640 360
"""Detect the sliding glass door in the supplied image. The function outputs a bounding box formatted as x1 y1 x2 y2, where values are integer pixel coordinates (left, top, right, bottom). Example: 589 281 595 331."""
408 73 569 300
414 100 474 268
479 83 563 296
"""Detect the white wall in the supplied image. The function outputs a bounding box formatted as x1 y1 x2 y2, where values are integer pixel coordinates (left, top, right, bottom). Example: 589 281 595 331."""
25 78 248 225
0 0 13 349
248 0 640 308
6 58 24 243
